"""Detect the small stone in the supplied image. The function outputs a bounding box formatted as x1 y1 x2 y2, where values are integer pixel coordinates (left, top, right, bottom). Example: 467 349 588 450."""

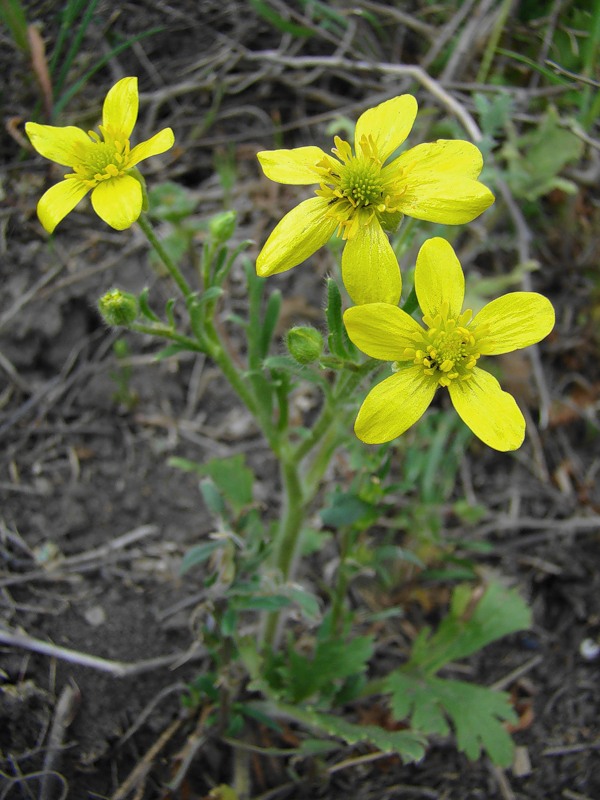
83 606 106 627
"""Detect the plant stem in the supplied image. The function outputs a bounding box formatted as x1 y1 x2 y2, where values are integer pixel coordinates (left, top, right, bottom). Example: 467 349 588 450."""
129 323 203 352
137 213 193 299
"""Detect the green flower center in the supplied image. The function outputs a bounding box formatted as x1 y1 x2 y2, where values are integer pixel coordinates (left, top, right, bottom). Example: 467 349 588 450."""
314 134 404 239
338 158 384 207
402 304 480 387
68 127 131 187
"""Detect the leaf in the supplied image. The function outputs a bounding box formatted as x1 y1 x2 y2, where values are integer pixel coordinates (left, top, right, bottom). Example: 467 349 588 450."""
279 635 374 703
320 491 378 529
169 454 254 516
179 540 224 575
385 672 516 766
408 583 531 676
275 703 427 764
232 594 291 611
502 106 583 201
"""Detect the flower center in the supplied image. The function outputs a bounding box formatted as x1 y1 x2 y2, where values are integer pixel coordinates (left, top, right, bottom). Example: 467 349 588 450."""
314 134 403 239
67 127 131 187
402 303 480 387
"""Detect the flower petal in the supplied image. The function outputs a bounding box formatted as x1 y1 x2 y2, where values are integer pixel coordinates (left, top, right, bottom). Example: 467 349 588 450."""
26 122 92 167
388 140 494 224
473 292 555 355
256 196 336 277
91 175 142 230
355 95 418 163
415 237 465 319
397 175 494 224
341 221 401 304
355 367 437 444
448 367 525 451
394 139 486 180
36 179 90 233
128 127 175 166
257 147 326 184
103 76 138 139
344 303 424 360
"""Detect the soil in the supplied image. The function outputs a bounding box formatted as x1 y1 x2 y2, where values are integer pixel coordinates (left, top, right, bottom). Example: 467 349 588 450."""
1 2 600 799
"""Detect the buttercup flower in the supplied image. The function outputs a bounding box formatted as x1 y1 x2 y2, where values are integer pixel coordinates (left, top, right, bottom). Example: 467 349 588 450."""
26 77 174 233
343 238 554 451
256 95 494 305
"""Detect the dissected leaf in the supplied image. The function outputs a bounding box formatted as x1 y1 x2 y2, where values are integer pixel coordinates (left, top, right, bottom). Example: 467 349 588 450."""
278 635 374 703
385 672 516 766
409 582 531 676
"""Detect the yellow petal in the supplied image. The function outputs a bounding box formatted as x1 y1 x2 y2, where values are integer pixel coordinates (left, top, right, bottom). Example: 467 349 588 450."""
393 139 485 179
355 95 418 163
257 147 326 184
415 238 465 319
341 221 401 304
103 76 138 138
473 292 555 355
256 197 336 277
344 303 423 360
36 179 90 233
448 367 525 451
387 140 494 224
355 367 437 444
397 175 494 224
26 122 92 167
91 174 142 230
128 127 175 166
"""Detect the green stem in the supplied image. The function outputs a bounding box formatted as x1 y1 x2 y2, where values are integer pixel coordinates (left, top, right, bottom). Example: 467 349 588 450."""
331 526 352 634
137 214 193 299
203 323 260 420
262 454 305 647
130 323 203 352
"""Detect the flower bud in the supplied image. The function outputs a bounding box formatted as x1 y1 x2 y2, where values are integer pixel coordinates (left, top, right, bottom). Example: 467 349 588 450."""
98 289 138 327
286 326 324 364
209 210 237 243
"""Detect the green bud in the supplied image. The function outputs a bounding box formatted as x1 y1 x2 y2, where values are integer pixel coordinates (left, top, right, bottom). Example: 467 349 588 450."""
98 289 138 327
209 210 237 243
286 326 324 365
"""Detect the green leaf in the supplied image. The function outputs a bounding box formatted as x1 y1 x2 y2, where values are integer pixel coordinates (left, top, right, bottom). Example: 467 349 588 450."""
280 635 374 703
275 703 426 763
148 181 196 222
0 0 29 52
248 0 313 37
259 290 282 358
169 454 254 516
286 585 321 621
232 594 291 611
502 106 583 201
325 278 348 359
320 491 378 529
199 478 226 516
408 583 531 676
179 540 223 575
138 287 159 321
154 343 189 360
385 672 516 766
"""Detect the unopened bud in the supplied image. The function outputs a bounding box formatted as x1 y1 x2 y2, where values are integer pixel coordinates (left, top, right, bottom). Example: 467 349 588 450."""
286 326 324 364
98 289 138 327
209 210 237 243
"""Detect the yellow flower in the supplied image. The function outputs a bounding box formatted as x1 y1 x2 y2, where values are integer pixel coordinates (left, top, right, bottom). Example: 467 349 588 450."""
256 95 494 305
26 77 174 233
343 238 554 451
